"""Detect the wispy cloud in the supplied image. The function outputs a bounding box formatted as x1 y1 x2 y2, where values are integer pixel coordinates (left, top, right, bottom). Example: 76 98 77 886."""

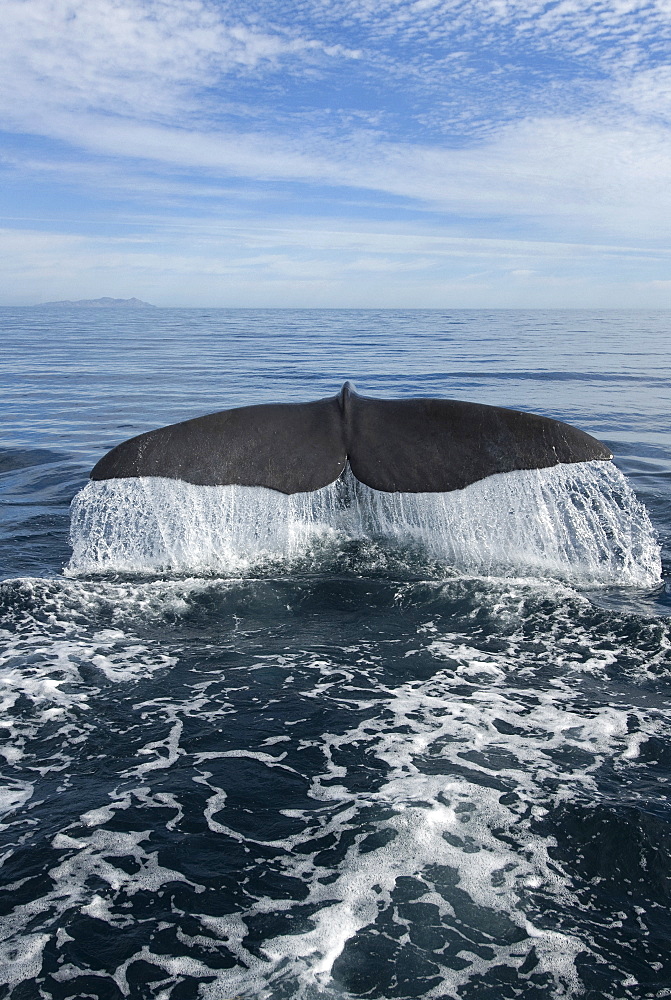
1 0 670 305
7 110 667 240
2 221 669 307
2 0 360 128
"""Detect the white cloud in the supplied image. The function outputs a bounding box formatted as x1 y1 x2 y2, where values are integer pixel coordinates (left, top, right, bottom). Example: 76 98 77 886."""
1 0 359 128
2 0 671 305
3 0 668 141
304 0 671 53
15 108 669 241
1 223 669 308
614 65 671 123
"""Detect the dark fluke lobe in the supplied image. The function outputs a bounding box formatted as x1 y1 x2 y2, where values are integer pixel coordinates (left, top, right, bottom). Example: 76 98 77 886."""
91 381 612 494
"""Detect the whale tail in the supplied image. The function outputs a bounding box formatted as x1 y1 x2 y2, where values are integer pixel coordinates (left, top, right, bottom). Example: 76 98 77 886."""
90 381 612 494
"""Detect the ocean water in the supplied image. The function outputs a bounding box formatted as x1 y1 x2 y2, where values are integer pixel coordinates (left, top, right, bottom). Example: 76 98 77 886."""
0 307 669 1000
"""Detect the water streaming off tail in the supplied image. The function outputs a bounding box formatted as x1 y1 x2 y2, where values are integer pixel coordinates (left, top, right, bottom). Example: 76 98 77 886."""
68 463 660 586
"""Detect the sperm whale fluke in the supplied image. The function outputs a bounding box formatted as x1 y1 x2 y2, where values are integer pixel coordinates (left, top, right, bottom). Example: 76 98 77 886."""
91 382 612 494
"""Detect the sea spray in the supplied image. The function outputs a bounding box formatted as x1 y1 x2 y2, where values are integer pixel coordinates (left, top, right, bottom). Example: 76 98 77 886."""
68 462 661 586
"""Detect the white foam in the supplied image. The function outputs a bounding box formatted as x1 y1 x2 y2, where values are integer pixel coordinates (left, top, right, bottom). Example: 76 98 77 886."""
0 933 51 990
0 568 668 997
0 579 179 780
186 635 663 999
68 462 661 587
1 585 669 998
0 782 33 825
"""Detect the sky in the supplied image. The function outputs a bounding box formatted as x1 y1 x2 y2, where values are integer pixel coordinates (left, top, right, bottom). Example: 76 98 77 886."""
1 0 671 307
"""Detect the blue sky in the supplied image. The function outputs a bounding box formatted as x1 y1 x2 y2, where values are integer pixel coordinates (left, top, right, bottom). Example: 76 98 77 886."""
2 0 671 307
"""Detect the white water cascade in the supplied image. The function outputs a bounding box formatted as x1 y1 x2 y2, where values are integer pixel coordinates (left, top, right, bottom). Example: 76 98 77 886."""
68 462 661 587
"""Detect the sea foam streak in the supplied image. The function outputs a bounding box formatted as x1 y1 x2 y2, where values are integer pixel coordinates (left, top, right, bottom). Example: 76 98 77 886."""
68 463 661 587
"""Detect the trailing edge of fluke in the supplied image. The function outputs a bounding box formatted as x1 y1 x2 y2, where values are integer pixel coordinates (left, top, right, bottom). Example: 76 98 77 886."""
91 381 613 495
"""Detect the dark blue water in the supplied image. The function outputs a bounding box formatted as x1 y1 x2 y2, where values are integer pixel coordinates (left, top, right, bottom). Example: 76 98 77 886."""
0 308 670 999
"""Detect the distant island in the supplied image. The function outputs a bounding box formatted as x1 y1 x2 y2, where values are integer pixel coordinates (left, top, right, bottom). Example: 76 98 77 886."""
35 297 156 308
